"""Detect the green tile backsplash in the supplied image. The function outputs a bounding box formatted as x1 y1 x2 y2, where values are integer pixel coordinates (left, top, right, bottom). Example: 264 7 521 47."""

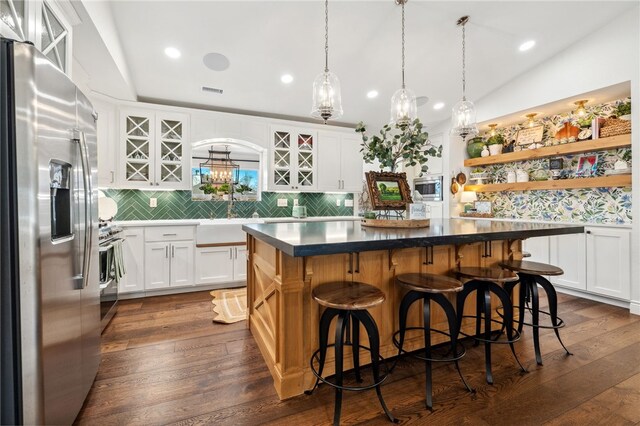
104 190 355 221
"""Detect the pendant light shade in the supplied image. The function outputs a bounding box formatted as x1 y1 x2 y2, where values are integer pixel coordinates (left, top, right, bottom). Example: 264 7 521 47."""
311 70 343 122
311 0 343 123
390 87 417 127
390 0 417 127
450 16 478 141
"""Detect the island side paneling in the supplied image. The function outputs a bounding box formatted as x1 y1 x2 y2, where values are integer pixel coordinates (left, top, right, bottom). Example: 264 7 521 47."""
246 235 522 400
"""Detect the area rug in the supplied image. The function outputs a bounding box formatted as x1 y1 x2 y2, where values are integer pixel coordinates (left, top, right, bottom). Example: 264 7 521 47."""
210 288 247 324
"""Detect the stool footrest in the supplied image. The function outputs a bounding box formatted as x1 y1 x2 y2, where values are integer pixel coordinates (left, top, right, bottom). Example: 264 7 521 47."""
496 305 566 330
458 314 522 344
392 327 466 363
309 342 390 392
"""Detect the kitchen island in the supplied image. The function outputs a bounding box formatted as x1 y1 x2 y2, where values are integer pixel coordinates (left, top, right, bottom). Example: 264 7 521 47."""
242 219 584 399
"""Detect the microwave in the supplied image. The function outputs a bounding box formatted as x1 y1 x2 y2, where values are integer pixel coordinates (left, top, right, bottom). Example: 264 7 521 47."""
414 176 443 201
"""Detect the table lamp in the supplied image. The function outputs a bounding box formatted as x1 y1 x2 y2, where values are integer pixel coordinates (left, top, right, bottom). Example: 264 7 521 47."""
460 191 477 213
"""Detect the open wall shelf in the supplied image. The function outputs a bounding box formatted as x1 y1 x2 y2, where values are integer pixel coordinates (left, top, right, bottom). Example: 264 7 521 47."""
465 174 631 193
463 134 631 167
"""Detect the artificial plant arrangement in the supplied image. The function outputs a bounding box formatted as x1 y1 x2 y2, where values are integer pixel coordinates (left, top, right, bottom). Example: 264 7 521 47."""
355 118 442 175
486 134 505 146
616 101 631 118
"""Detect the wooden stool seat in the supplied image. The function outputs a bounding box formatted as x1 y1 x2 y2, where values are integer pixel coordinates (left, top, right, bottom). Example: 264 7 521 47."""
396 273 463 294
499 259 564 276
456 266 518 283
312 281 385 310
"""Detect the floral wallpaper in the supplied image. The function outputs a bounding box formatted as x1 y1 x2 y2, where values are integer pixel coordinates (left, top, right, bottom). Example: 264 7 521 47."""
473 98 632 225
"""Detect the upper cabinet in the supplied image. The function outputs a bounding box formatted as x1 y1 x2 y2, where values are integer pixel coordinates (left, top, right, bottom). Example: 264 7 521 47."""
119 108 191 189
317 132 363 192
0 0 73 75
268 126 317 192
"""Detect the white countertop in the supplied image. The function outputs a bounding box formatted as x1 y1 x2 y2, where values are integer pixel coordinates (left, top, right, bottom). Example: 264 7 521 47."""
451 215 632 229
116 216 361 227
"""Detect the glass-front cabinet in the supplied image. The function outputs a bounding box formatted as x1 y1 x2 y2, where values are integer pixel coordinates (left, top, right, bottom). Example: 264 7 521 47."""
119 109 190 189
269 126 317 191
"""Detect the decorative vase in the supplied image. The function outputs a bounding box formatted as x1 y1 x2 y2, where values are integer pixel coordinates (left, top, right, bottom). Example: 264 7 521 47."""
488 144 503 156
516 169 529 183
507 171 516 183
467 138 485 159
481 146 490 157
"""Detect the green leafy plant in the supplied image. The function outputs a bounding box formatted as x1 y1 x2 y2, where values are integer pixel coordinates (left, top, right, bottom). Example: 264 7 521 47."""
486 134 505 146
199 184 218 195
617 101 631 117
218 183 231 194
355 118 442 175
235 184 253 194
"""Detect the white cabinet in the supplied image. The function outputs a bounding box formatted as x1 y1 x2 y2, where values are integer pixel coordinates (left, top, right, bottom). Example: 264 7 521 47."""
586 227 631 300
119 227 145 294
268 126 317 191
522 236 550 264
94 99 118 188
195 244 247 285
234 246 248 281
195 246 234 285
144 240 195 290
317 132 363 192
550 233 586 290
119 109 190 189
145 242 172 289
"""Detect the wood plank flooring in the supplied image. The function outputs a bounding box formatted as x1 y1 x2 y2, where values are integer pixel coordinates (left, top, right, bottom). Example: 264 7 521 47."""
75 290 640 425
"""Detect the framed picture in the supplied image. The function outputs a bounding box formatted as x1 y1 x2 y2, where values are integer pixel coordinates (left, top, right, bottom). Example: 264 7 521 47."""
407 203 427 220
576 154 598 177
474 200 493 215
516 125 544 146
549 158 564 170
365 171 413 210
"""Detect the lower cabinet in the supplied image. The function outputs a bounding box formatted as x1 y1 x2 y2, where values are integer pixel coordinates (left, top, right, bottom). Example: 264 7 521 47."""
549 233 586 291
119 227 145 294
144 241 195 290
195 244 246 285
522 226 631 302
586 227 631 300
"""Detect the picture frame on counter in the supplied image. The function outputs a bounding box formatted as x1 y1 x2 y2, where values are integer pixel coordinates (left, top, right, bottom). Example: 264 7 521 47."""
515 125 544 146
365 171 413 210
474 200 493 215
407 203 428 220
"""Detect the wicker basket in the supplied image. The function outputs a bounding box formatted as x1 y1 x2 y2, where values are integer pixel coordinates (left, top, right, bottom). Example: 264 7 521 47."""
600 118 631 138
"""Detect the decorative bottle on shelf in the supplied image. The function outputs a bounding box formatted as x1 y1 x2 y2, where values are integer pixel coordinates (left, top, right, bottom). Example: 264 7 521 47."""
481 145 490 157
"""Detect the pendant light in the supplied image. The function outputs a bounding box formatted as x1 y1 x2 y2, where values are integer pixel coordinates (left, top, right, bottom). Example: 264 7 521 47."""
390 0 417 127
450 16 479 141
199 146 239 185
311 0 343 123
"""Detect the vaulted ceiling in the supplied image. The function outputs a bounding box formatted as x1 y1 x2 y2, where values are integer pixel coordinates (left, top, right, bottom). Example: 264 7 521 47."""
75 1 636 129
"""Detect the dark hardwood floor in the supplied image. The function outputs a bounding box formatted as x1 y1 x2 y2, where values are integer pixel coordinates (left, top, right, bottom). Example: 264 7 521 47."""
75 290 640 425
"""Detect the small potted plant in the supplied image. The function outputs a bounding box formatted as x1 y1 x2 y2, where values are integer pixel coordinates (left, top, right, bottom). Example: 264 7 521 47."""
616 101 631 120
486 134 505 156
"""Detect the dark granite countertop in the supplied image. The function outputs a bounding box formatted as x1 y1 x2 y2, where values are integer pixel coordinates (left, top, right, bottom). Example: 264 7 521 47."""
242 219 584 257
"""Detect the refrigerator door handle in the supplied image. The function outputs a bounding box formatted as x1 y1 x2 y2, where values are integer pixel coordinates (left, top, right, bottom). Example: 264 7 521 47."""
75 129 93 289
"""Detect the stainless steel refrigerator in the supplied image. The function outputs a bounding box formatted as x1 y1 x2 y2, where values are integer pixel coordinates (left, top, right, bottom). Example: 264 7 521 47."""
0 39 100 425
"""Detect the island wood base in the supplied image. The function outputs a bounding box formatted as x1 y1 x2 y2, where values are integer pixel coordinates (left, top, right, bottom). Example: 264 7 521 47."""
246 236 523 400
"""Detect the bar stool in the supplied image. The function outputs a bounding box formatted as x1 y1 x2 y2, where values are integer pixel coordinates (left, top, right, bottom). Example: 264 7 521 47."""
499 259 573 365
455 267 527 384
392 273 474 410
305 281 397 426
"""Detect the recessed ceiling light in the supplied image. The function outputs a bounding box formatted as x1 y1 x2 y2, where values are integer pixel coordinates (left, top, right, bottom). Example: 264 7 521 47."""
433 102 445 110
164 47 181 59
519 40 536 52
367 90 379 99
281 74 294 84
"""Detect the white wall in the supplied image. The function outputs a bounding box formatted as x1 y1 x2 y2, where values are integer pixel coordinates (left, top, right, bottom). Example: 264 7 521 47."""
445 8 640 313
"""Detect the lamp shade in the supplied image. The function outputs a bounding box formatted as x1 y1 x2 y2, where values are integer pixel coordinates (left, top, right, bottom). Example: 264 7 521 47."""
460 191 477 203
390 87 417 127
311 70 343 122
450 99 479 140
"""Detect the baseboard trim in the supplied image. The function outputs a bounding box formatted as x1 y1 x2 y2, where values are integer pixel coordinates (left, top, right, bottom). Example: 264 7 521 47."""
554 286 630 310
630 301 640 316
119 281 246 300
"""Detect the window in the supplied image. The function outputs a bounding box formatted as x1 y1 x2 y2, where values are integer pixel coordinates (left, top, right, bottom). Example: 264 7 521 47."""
0 0 25 39
41 2 67 72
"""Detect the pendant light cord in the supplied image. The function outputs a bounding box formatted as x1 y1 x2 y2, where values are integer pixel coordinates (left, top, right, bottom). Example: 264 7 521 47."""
461 20 466 101
325 0 329 72
401 0 406 89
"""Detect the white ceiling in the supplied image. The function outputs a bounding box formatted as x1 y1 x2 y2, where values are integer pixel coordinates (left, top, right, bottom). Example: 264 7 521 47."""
84 1 636 129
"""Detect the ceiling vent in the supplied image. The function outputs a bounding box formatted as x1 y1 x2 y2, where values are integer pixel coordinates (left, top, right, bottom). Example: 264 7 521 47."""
202 86 223 94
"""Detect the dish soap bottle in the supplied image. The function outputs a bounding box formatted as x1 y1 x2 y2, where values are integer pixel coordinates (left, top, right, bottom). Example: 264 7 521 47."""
252 211 259 219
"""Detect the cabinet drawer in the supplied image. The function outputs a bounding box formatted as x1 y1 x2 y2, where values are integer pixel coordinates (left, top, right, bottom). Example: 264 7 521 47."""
145 226 195 242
